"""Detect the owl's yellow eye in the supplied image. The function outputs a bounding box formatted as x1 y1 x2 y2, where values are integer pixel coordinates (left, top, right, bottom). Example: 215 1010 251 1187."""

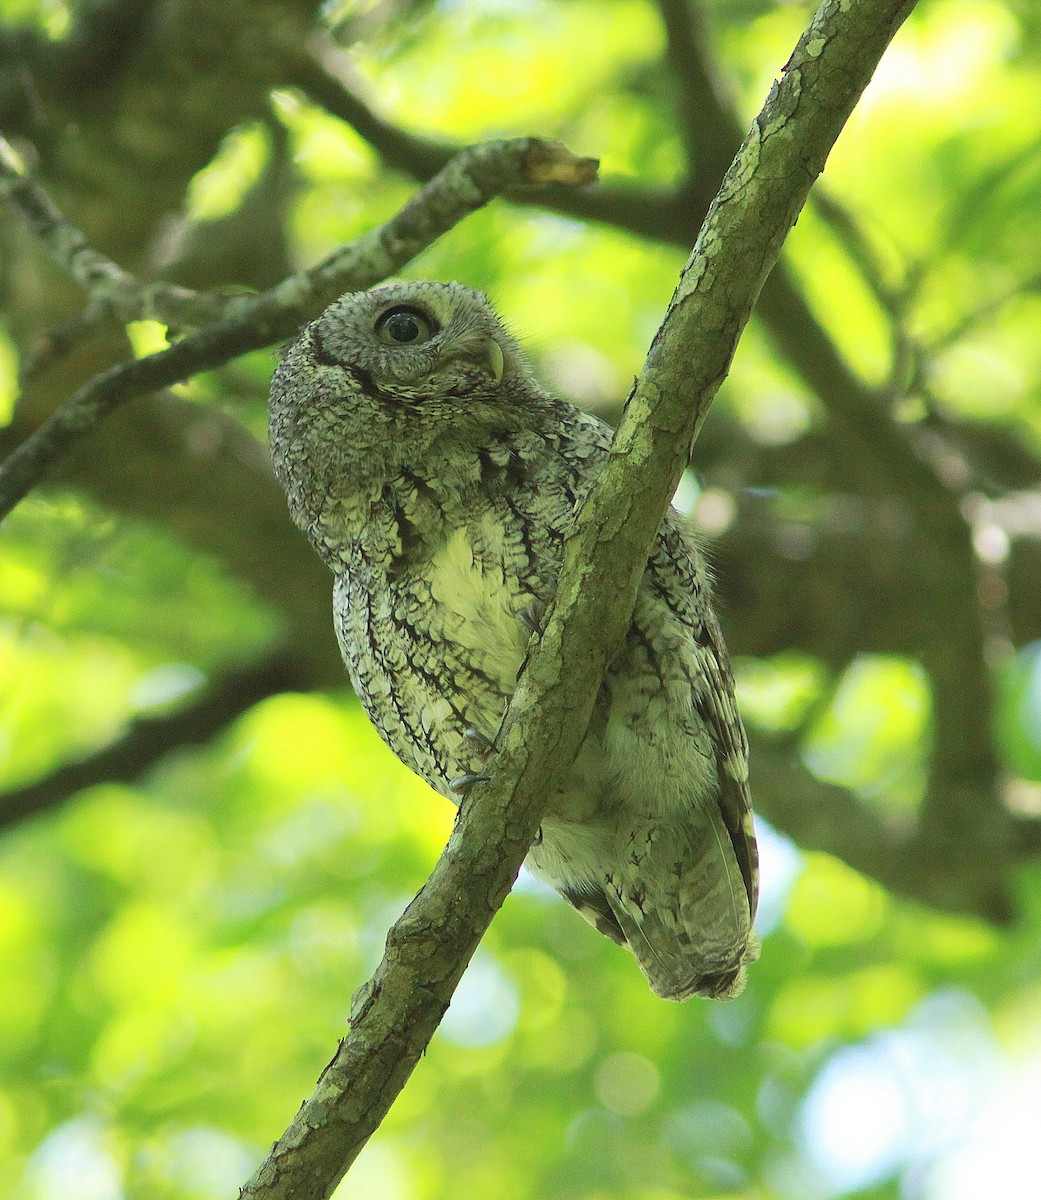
376 306 437 346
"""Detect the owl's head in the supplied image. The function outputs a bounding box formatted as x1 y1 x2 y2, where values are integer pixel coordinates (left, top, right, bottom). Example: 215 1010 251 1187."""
289 281 527 404
269 282 540 529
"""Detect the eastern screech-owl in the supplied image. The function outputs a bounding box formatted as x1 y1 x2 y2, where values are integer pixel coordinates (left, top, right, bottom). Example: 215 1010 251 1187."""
268 281 758 1000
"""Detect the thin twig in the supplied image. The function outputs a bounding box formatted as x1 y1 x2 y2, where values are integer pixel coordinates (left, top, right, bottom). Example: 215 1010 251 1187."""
0 133 224 327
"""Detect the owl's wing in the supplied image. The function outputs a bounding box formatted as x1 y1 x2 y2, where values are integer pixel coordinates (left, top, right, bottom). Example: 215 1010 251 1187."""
695 604 759 920
597 605 759 1001
646 517 759 924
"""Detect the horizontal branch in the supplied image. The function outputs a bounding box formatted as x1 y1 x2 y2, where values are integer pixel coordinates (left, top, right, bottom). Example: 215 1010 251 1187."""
0 656 304 831
287 53 697 240
0 137 598 522
750 737 1013 920
242 2 919 1196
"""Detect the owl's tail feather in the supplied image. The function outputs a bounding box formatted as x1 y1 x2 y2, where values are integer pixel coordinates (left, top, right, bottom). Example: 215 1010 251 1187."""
604 807 757 1002
559 884 628 947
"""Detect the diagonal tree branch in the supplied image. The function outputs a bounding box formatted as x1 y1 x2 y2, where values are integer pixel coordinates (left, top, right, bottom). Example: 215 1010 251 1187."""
288 16 1015 861
0 137 598 522
240 2 919 1196
649 0 1007 854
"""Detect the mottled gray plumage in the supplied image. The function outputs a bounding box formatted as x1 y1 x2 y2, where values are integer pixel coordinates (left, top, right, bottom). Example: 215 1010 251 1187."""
268 281 758 1000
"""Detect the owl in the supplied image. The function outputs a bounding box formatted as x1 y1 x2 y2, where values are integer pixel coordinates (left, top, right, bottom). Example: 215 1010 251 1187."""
268 281 758 1001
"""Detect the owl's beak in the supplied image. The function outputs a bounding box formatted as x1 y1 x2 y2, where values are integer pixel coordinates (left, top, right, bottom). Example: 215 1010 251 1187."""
437 334 506 383
486 337 505 383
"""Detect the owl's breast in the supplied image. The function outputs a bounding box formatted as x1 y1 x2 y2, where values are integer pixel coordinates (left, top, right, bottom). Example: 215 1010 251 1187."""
422 515 534 693
333 503 540 793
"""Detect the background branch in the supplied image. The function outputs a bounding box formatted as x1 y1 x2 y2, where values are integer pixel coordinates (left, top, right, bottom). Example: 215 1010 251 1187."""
0 132 220 328
0 657 304 830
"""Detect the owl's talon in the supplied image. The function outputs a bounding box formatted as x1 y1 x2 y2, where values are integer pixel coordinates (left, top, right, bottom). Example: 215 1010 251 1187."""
464 727 496 753
518 601 545 636
449 772 492 794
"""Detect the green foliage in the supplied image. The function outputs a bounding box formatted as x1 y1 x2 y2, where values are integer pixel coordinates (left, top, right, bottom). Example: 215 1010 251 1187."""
3 0 1041 1198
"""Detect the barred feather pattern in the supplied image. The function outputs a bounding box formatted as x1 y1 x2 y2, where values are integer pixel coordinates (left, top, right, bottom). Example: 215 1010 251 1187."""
269 281 758 1000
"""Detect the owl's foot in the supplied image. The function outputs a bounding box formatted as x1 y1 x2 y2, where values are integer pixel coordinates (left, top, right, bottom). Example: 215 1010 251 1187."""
451 728 496 797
